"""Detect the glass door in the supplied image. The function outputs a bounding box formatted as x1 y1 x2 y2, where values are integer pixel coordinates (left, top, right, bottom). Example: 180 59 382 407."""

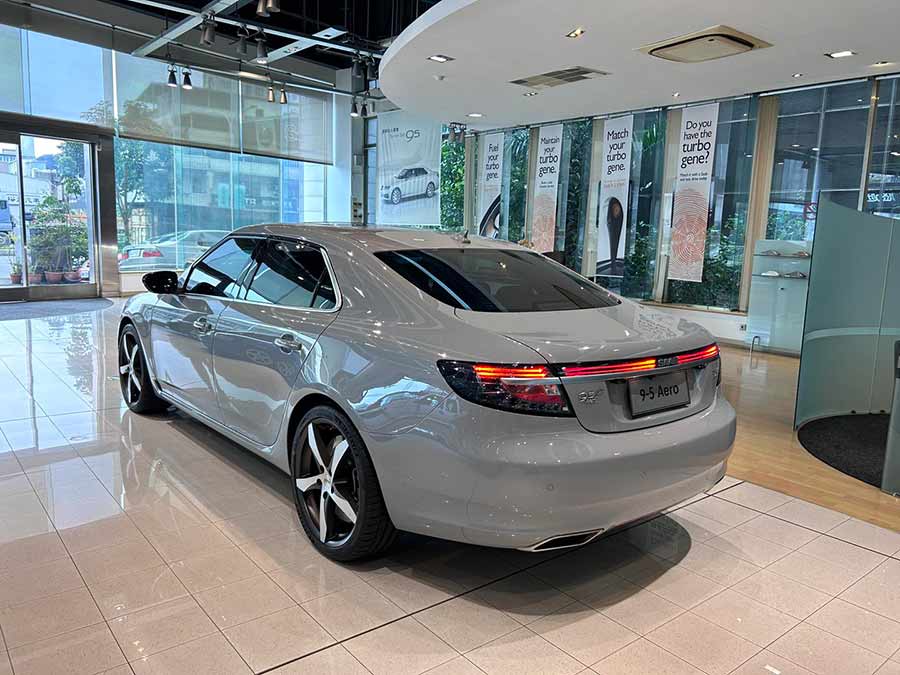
0 132 98 300
0 133 26 297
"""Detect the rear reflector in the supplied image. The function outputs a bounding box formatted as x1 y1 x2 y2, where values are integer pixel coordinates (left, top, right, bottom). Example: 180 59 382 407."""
561 344 719 377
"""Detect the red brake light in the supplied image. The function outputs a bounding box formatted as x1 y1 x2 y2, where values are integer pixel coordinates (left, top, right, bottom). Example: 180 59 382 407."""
142 249 163 257
438 361 572 416
118 252 128 261
561 344 719 377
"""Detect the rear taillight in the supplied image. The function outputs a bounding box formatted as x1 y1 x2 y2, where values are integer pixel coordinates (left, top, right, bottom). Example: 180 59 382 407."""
560 344 720 378
437 361 573 416
142 249 162 258
118 252 128 261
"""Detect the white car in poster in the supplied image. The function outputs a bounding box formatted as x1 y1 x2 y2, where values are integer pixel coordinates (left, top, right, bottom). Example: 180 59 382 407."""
382 167 438 205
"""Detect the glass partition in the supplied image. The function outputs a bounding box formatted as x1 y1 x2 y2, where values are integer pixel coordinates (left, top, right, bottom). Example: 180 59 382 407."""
866 78 900 219
768 81 872 240
0 25 24 114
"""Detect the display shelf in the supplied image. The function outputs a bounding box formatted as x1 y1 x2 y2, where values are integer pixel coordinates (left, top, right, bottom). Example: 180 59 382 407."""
753 253 812 259
751 274 808 279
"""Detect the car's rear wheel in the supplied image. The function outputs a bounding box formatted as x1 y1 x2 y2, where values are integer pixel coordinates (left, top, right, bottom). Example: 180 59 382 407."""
291 405 396 561
426 182 436 198
390 188 402 205
118 324 167 414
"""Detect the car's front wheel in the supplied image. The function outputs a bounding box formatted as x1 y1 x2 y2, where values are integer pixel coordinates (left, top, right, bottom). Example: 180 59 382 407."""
118 324 168 414
390 188 402 205
425 182 436 198
291 405 396 561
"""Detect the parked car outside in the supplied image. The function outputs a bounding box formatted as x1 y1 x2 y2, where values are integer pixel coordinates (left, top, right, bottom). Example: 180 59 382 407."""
119 229 229 271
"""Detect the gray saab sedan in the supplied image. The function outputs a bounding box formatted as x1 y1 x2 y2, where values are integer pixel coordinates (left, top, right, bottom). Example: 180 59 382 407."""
120 225 736 561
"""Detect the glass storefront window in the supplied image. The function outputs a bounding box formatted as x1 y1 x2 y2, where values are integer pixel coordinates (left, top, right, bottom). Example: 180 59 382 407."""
114 137 327 272
501 128 530 243
767 80 872 240
364 117 377 224
664 97 757 310
555 120 593 271
440 126 465 230
595 110 666 300
866 78 900 219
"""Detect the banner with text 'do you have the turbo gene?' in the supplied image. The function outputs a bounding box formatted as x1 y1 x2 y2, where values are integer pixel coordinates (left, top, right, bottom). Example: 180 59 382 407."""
477 133 504 238
376 110 442 227
596 115 634 278
669 103 719 282
531 124 563 253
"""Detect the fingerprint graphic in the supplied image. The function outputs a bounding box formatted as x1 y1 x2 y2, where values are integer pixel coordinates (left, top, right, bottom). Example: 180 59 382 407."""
531 194 557 252
670 187 709 280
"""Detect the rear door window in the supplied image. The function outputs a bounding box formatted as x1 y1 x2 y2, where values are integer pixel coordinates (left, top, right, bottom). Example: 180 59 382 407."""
375 248 619 312
244 239 337 310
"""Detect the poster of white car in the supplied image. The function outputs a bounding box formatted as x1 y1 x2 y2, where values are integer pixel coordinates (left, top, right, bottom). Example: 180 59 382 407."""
382 167 439 204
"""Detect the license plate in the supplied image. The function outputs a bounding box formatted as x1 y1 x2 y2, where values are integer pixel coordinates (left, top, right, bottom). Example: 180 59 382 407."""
628 371 690 417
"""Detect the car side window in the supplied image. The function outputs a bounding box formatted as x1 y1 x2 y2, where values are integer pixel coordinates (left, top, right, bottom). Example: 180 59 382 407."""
183 237 257 299
244 240 337 310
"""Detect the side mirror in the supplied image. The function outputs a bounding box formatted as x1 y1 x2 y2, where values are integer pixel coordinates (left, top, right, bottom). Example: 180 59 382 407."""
142 270 180 294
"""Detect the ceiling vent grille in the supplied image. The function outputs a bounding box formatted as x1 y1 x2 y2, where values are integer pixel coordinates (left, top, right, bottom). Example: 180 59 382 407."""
639 25 771 63
510 66 609 90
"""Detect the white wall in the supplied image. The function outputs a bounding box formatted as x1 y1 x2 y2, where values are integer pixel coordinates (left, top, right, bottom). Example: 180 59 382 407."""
645 303 747 345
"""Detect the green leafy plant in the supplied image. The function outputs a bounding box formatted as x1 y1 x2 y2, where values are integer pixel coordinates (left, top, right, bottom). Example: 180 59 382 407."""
440 134 465 230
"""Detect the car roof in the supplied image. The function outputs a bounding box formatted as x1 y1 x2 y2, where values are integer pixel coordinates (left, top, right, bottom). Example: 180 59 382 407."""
229 223 525 253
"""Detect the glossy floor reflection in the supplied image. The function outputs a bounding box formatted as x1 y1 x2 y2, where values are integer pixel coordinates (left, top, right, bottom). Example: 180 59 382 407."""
0 302 899 675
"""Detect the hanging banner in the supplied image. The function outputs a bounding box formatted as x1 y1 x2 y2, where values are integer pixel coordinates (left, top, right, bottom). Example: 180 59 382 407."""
376 110 442 227
476 133 504 238
669 103 719 282
531 124 563 253
596 115 633 277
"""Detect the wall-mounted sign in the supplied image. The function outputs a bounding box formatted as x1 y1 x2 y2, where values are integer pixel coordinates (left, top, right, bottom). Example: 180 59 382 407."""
375 110 442 227
531 124 563 253
477 133 505 238
669 103 719 282
596 115 633 277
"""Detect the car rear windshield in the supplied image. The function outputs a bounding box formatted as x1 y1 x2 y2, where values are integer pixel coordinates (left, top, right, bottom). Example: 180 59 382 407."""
374 248 620 312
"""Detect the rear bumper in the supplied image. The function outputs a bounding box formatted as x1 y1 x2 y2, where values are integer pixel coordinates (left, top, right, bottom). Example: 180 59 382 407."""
367 389 736 550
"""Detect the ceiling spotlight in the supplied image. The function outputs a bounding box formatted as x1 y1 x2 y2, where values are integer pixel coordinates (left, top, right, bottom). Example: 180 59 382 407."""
166 64 177 87
466 112 483 118
825 50 856 59
255 33 268 64
791 143 800 148
267 82 275 103
200 16 216 46
792 72 803 78
181 67 193 90
266 0 281 13
566 27 585 39
235 25 250 56
255 0 269 17
891 151 900 157
360 101 369 117
812 147 820 151
366 58 378 81
427 54 453 63
350 99 360 118
672 92 680 98
523 91 538 97
351 55 363 78
279 85 287 104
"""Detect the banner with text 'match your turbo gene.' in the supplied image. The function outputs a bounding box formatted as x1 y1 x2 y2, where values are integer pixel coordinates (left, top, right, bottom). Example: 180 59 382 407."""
531 124 563 253
596 115 634 278
476 133 505 238
376 110 442 227
669 102 719 282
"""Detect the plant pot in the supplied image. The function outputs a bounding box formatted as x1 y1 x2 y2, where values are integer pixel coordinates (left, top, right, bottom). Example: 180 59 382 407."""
44 271 64 284
28 272 43 285
64 271 81 283
9 273 21 285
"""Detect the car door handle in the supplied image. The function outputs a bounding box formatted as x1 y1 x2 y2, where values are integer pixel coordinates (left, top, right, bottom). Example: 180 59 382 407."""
193 317 211 332
274 335 303 353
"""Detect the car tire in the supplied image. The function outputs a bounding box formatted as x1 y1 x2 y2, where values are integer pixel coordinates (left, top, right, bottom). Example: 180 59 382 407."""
118 324 168 414
390 188 402 205
425 182 436 198
292 405 396 561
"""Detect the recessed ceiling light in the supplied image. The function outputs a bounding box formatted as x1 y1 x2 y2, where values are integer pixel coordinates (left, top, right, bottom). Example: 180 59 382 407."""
812 147 820 151
825 50 856 59
427 54 454 63
467 112 483 118
872 61 891 67
523 91 538 97
745 154 753 158
566 27 585 39
892 151 900 157
791 143 801 148
792 72 803 78
672 92 680 98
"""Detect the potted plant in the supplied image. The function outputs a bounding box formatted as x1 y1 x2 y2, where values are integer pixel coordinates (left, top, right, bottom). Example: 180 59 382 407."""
27 267 43 285
44 267 64 284
9 261 22 285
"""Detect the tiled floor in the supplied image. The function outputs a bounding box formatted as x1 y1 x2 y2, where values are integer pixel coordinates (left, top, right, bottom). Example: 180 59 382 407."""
0 302 899 675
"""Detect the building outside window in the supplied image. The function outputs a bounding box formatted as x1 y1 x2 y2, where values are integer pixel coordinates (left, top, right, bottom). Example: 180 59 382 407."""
866 77 900 220
767 80 872 240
